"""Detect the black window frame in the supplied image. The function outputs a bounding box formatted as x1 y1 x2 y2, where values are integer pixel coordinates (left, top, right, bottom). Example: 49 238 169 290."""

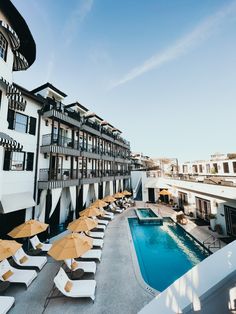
26 152 34 171
0 31 8 62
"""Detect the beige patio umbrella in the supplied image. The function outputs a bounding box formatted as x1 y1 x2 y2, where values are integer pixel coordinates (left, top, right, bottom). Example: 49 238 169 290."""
8 220 49 238
91 199 108 208
122 190 132 196
0 239 22 261
102 195 116 203
48 233 92 261
113 192 124 199
67 216 98 233
159 189 172 196
79 207 101 217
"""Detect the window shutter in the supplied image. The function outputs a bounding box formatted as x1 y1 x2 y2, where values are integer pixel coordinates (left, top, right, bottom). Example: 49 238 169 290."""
26 152 34 171
29 117 36 135
3 151 11 170
7 109 14 130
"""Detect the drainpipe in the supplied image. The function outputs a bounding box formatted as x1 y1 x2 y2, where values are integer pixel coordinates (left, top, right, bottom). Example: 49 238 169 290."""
32 108 42 219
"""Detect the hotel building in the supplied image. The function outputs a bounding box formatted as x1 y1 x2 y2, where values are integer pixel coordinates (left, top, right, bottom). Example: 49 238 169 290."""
0 0 131 238
139 153 236 238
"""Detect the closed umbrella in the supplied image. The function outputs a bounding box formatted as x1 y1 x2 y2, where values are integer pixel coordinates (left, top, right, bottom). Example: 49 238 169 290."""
68 217 98 233
0 239 22 261
123 190 132 196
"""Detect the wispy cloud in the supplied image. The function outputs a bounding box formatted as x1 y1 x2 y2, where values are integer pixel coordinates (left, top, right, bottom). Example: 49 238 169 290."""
63 0 94 46
111 1 236 88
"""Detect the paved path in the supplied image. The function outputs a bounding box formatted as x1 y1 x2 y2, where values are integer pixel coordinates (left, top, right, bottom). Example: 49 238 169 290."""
5 208 153 314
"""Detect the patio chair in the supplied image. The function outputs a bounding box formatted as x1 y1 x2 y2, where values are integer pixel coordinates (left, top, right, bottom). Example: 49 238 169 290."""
98 208 114 220
12 247 47 271
54 267 96 301
30 235 52 252
0 259 37 288
0 296 15 314
64 259 96 274
92 216 109 226
108 204 123 213
85 231 104 239
80 249 102 262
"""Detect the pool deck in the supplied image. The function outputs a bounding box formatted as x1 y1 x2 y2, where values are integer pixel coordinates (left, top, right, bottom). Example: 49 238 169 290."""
2 202 230 314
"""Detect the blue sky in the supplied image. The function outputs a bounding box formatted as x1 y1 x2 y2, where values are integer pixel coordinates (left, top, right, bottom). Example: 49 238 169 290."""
12 0 236 162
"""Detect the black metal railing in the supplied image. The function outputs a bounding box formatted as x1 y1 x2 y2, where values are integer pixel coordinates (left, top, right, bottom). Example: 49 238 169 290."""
39 168 80 181
101 127 114 138
41 134 79 149
42 98 81 121
84 119 101 131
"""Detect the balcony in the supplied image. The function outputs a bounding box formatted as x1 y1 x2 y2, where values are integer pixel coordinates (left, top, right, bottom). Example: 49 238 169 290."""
42 99 81 128
80 144 101 159
40 134 80 156
38 168 80 189
81 119 101 136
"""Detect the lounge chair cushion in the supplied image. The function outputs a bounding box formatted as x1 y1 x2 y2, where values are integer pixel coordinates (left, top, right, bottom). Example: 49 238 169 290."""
36 243 43 249
2 270 13 280
64 281 73 292
71 261 78 270
19 256 29 264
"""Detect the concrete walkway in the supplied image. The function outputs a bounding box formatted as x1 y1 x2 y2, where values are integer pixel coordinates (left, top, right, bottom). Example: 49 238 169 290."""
4 208 153 314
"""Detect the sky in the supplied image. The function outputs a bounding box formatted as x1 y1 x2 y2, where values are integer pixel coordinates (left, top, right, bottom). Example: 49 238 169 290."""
12 0 236 162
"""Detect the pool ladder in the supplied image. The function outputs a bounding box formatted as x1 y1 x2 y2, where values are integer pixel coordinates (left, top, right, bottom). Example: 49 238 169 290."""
203 235 221 250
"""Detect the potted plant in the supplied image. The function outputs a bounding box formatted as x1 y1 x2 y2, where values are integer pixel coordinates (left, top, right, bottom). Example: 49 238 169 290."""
209 213 217 231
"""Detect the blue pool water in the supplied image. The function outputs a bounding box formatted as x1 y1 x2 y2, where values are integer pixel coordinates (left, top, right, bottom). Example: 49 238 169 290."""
128 218 209 292
138 208 157 218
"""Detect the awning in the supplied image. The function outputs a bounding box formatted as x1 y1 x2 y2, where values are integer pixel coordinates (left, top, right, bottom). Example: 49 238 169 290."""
0 132 23 151
13 50 29 71
6 82 27 111
0 20 20 50
0 192 35 214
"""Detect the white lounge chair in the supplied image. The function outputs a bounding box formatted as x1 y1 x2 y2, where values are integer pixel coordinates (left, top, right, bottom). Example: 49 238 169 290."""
98 208 114 220
64 259 96 274
12 247 47 271
92 216 109 226
30 235 52 252
80 232 103 248
85 231 104 239
109 204 123 213
0 296 15 314
0 259 37 288
54 268 96 301
80 249 102 262
93 224 106 231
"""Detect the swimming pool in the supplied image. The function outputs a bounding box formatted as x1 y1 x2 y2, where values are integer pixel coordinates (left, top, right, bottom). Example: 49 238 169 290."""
135 208 163 224
137 208 157 218
128 217 210 292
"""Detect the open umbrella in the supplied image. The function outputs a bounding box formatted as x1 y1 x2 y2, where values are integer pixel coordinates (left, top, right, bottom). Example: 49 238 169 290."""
79 207 101 217
8 220 49 238
68 217 98 233
122 190 132 196
0 239 22 261
159 189 172 196
113 192 124 199
102 196 116 203
48 233 92 261
91 199 108 208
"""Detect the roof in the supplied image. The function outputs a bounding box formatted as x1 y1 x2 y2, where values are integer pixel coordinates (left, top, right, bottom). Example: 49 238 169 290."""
31 83 67 98
13 83 44 105
66 102 89 112
0 0 36 68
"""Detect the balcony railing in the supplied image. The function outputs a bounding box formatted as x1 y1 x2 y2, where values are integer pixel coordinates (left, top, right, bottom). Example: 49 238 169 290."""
39 168 80 181
42 134 79 149
42 99 81 121
81 169 130 178
84 119 101 131
101 128 114 138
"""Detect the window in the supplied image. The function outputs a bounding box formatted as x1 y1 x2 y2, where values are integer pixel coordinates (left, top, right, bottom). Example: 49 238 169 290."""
199 164 203 173
3 151 25 171
15 113 28 133
233 162 236 173
7 109 36 135
26 152 34 171
206 164 210 173
223 162 229 173
0 32 7 61
213 163 218 173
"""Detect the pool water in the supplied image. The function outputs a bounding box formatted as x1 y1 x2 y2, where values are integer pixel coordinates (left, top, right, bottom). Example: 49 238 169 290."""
138 208 157 218
128 218 209 292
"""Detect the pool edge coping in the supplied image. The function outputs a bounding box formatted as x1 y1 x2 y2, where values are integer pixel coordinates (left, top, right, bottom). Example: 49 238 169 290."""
126 216 160 297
